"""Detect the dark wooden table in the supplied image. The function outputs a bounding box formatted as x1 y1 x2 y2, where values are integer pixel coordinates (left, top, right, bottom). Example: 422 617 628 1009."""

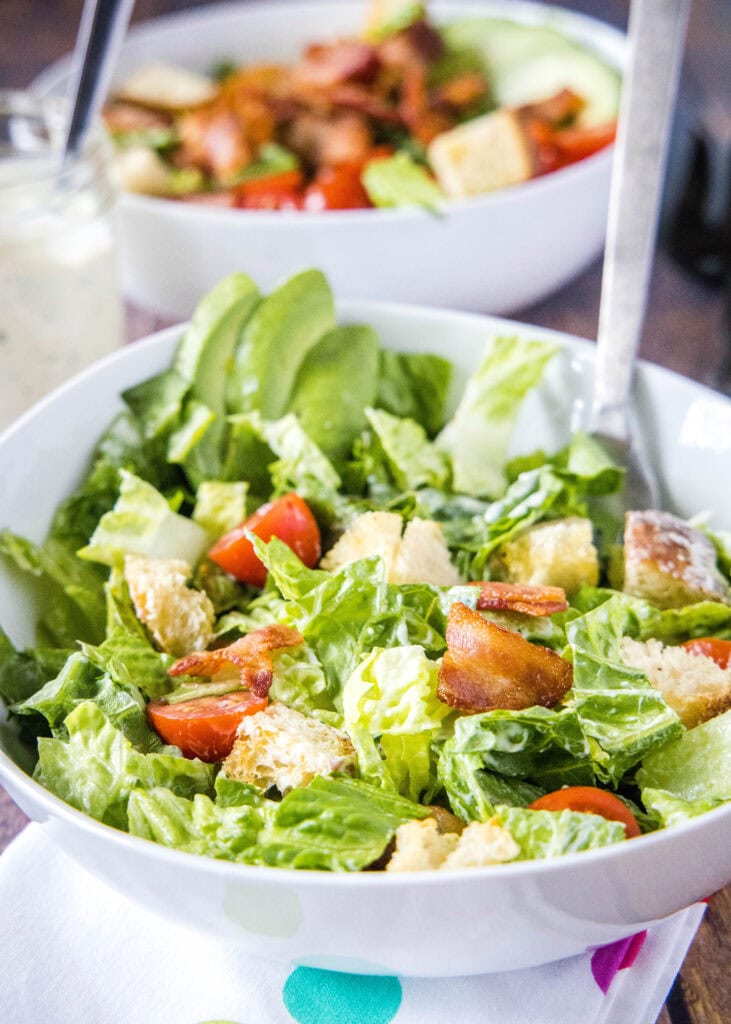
2 1 730 1021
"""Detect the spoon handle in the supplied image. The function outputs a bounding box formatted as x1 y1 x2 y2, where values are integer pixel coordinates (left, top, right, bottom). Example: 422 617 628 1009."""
590 0 691 441
63 0 135 163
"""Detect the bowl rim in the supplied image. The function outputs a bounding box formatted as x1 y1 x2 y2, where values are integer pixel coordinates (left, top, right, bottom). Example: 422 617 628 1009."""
32 0 625 227
1 301 730 887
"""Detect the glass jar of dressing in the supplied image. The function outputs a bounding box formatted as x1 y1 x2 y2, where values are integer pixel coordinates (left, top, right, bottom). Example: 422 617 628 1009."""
0 90 124 432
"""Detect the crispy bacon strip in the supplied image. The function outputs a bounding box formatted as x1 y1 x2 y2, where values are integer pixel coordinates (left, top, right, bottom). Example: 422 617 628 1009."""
437 602 572 713
471 582 568 617
169 624 303 698
292 40 380 89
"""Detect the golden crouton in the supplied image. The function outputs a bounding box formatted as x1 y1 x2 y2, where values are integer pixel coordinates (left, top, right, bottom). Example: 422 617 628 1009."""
124 554 215 657
116 63 216 111
428 109 534 198
386 819 460 872
623 510 730 609
386 818 519 872
620 637 731 728
321 512 459 586
223 702 355 795
493 516 599 596
442 821 520 869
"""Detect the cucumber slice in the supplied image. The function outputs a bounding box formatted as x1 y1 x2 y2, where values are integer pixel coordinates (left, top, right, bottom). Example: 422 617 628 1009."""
443 17 620 128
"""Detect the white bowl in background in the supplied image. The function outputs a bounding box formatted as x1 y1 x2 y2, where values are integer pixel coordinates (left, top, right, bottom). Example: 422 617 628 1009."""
35 0 625 319
1 301 730 976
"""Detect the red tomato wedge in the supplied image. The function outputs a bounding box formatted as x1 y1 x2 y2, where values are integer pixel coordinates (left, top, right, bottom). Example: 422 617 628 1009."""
147 691 267 762
471 581 568 617
529 786 641 838
234 169 304 210
208 492 321 588
303 162 372 211
681 638 731 670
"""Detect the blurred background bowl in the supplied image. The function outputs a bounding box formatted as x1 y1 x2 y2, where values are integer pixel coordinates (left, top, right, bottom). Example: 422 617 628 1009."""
34 0 625 319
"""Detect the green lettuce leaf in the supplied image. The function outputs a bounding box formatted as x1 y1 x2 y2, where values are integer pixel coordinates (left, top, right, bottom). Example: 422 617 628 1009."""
364 407 450 491
436 336 559 498
438 706 592 821
13 650 164 753
128 787 265 860
35 702 214 829
343 645 452 799
496 805 626 859
567 595 683 785
192 481 248 539
79 470 209 567
637 709 731 816
0 626 68 705
121 369 190 441
269 644 342 727
362 152 444 211
0 530 106 647
250 775 428 871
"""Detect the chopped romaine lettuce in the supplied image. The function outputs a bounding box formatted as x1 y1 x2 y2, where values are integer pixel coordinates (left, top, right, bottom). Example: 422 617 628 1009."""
362 153 444 211
35 702 214 829
79 470 209 567
192 481 248 539
496 806 626 859
437 336 559 498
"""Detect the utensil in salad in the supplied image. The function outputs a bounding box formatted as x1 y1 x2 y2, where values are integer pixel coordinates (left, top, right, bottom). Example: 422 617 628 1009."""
589 0 691 510
61 0 134 163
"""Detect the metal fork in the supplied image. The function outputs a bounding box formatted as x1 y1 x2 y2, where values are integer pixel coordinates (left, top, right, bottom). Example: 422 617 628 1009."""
589 0 692 511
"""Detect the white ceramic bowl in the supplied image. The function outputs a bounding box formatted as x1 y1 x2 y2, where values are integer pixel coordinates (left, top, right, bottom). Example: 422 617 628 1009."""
1 301 731 976
37 0 625 318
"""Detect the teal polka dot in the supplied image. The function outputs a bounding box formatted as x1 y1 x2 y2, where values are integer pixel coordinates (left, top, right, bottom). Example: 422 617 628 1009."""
282 967 402 1024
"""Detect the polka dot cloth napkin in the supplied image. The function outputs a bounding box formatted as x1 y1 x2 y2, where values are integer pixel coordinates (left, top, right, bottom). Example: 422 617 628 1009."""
0 825 704 1024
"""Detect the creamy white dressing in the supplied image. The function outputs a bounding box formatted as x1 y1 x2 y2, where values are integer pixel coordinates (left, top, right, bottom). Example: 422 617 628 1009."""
0 154 124 431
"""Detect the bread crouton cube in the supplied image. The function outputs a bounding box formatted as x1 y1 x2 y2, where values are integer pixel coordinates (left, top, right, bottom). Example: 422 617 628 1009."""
620 637 731 728
493 516 599 595
623 510 730 609
124 554 215 657
386 818 459 872
116 63 217 111
223 703 355 795
386 817 519 872
442 820 520 869
390 518 460 587
428 109 534 198
320 511 403 578
321 512 459 586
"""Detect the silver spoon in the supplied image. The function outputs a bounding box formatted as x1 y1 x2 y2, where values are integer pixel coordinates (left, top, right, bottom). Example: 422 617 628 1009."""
62 0 135 164
589 0 691 510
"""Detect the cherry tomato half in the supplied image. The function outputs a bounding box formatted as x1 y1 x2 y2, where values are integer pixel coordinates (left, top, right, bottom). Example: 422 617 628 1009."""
147 690 267 761
303 162 372 211
208 492 321 588
529 786 641 838
234 169 304 210
681 638 731 670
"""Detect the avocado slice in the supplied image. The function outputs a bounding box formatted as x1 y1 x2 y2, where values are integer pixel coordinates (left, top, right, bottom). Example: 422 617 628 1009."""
227 269 336 419
287 324 381 466
174 272 260 415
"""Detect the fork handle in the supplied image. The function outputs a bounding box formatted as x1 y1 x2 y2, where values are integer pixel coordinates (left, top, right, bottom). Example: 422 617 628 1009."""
590 0 691 441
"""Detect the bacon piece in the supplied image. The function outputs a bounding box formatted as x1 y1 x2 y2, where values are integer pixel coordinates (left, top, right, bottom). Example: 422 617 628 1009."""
516 89 585 127
471 581 568 617
169 624 303 698
177 109 252 178
432 73 489 112
437 602 572 713
292 40 380 89
284 109 374 166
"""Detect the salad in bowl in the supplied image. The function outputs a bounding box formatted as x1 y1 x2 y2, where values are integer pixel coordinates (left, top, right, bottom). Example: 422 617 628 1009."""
105 0 619 210
1 269 730 882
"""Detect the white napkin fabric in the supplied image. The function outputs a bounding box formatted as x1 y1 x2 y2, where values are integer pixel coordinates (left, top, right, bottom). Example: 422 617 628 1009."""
0 824 704 1024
